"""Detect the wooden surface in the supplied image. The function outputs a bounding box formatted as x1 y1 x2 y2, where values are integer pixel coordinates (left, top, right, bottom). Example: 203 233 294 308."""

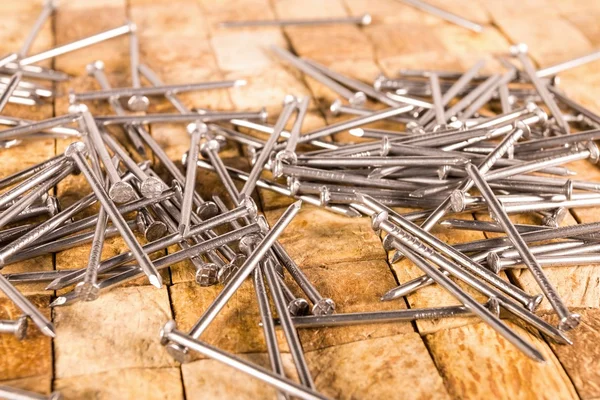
1 0 600 399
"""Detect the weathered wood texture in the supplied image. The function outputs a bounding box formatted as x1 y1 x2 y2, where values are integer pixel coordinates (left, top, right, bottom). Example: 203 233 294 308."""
0 0 599 399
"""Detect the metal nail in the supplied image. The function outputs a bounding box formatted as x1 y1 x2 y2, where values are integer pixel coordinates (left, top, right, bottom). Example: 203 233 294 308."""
0 315 28 340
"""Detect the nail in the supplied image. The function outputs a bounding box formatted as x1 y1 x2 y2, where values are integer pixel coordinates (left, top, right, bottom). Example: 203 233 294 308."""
200 139 242 204
164 201 301 363
159 322 327 400
398 0 483 32
101 132 167 198
65 142 163 288
272 241 335 316
136 209 168 242
93 110 267 126
85 60 147 156
0 274 55 337
511 43 569 134
360 194 541 311
373 213 545 362
262 254 316 389
46 199 258 291
73 105 137 203
282 301 497 328
0 72 23 113
125 25 149 111
0 385 62 400
466 163 579 331
20 22 134 65
0 162 73 231
240 97 298 198
0 113 81 142
73 79 247 103
278 275 310 316
0 315 28 340
221 13 371 28
417 60 487 125
538 50 600 78
0 154 64 190
0 159 68 209
548 85 600 127
230 119 336 150
179 122 207 235
272 46 366 106
333 102 412 124
52 222 269 307
193 158 361 218
294 155 470 168
304 59 402 108
250 254 289 400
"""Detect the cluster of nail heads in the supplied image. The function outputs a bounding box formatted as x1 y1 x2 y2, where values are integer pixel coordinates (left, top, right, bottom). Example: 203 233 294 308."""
2 0 600 398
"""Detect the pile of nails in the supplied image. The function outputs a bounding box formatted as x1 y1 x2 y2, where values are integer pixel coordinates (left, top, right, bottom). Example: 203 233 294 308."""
2 1 600 399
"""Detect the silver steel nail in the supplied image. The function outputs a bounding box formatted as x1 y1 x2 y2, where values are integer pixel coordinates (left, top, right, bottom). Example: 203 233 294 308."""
93 110 266 126
272 241 335 315
251 257 289 400
17 0 56 58
230 119 335 150
160 322 328 400
240 97 298 198
398 0 483 32
0 158 68 209
74 105 137 203
73 80 247 103
293 105 413 146
0 385 62 400
180 123 207 235
537 50 600 78
284 303 493 328
0 315 28 340
417 60 487 125
0 163 73 231
85 60 147 156
304 59 402 108
193 158 360 218
0 113 81 142
262 254 316 389
0 72 23 113
221 13 371 28
101 132 167 198
126 24 149 111
377 218 544 362
294 156 469 168
466 163 579 331
0 274 55 337
272 46 366 106
66 142 163 288
20 22 134 65
511 43 570 134
360 194 541 310
164 201 302 363
200 139 241 204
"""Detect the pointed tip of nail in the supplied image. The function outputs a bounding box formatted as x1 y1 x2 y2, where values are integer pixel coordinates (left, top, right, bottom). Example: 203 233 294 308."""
149 274 163 289
42 324 56 338
349 128 364 137
368 171 385 179
380 290 398 302
49 297 67 307
235 79 247 87
528 348 547 364
292 200 302 209
45 282 60 291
